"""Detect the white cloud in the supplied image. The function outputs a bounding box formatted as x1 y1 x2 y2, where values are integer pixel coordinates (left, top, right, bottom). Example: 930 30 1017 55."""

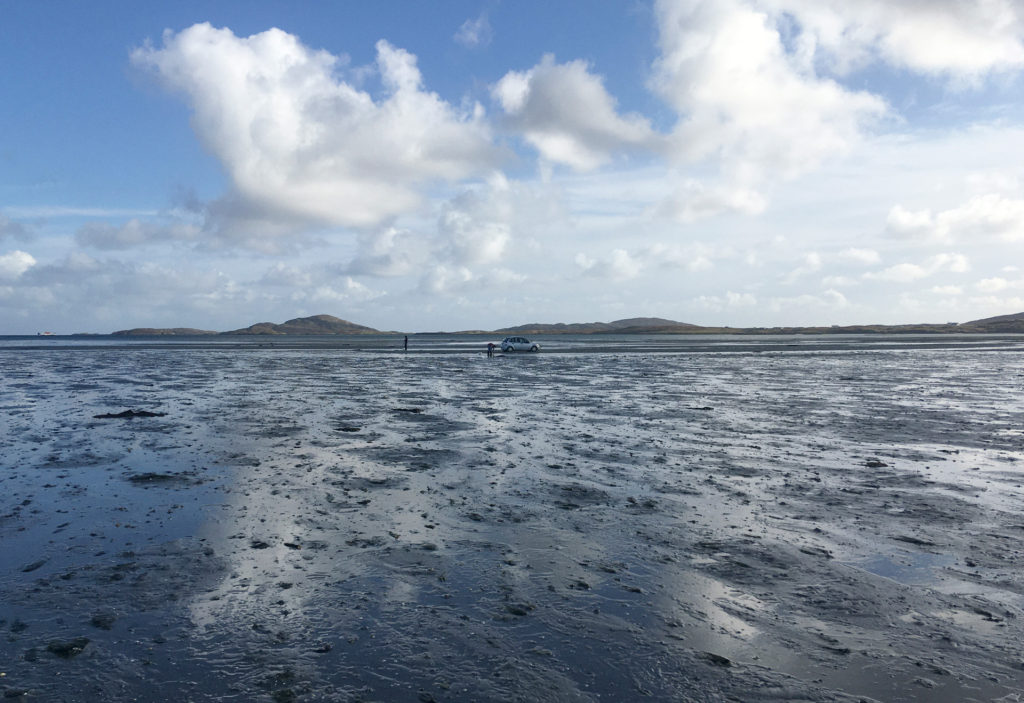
871 263 928 283
652 0 887 180
14 253 230 310
886 205 936 240
764 0 1024 81
438 189 511 265
837 247 880 265
304 279 380 303
783 251 822 283
726 290 757 306
0 250 37 280
133 24 498 237
657 179 766 222
975 277 1024 293
930 285 963 295
346 226 426 278
887 194 1024 244
865 252 970 282
257 263 381 304
694 290 757 311
493 55 658 171
968 295 1024 312
488 268 528 285
821 275 858 287
454 14 493 48
976 277 1009 293
575 241 726 281
420 264 475 294
260 263 314 287
575 249 643 280
768 288 848 312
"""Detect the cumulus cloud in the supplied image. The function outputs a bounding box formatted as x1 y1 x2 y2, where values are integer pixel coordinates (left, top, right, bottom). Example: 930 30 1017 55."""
346 226 427 278
493 55 658 170
821 275 858 287
16 253 227 306
260 263 315 288
575 241 724 280
976 277 1009 293
346 175 558 281
454 14 493 48
865 253 970 282
837 247 880 265
642 242 720 272
652 0 887 180
768 288 848 313
76 219 201 250
133 24 498 237
763 0 1024 81
968 295 1024 312
887 195 1024 243
420 264 475 295
974 277 1024 293
694 290 758 311
488 268 528 285
301 278 381 304
257 262 383 305
433 174 565 266
575 249 643 280
0 250 37 280
783 252 822 283
438 190 511 265
657 179 766 222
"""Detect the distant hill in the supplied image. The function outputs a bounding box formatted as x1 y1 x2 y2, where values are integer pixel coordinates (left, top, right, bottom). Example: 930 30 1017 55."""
494 313 1024 335
105 311 1024 337
496 317 700 335
959 312 1024 333
112 327 218 336
223 314 380 335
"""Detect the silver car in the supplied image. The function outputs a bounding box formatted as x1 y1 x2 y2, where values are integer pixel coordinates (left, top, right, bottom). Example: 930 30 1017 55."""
501 336 540 352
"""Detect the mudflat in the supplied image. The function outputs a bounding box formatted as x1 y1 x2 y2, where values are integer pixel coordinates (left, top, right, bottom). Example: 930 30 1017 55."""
2 337 1023 701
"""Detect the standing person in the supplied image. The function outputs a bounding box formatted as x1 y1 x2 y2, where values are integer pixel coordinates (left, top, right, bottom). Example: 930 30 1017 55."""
487 341 495 357
404 335 408 352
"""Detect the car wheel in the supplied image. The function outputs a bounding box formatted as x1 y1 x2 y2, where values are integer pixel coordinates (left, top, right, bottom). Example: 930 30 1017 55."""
530 345 539 352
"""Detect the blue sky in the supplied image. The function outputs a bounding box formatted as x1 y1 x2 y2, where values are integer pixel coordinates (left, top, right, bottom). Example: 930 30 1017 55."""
3 0 1024 334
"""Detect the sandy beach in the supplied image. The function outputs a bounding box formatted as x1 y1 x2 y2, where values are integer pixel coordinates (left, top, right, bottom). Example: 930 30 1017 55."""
2 335 1024 701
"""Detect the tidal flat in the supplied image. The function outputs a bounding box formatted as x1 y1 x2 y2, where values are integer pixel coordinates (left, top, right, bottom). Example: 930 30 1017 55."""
2 335 1024 702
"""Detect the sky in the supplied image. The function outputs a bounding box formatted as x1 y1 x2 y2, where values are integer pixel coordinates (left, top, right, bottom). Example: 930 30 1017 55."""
3 0 1024 334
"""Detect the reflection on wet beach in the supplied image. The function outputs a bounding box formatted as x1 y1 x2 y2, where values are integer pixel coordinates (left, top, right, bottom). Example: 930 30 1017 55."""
1 336 1023 701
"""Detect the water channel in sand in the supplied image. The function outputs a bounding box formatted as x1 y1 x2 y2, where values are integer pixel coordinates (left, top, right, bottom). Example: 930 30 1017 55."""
2 334 1023 701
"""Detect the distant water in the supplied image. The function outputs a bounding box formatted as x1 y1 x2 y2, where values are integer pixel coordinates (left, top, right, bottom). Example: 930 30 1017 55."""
1 332 1023 354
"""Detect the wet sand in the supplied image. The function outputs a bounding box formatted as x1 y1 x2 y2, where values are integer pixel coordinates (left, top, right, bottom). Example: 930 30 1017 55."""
2 338 1024 701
